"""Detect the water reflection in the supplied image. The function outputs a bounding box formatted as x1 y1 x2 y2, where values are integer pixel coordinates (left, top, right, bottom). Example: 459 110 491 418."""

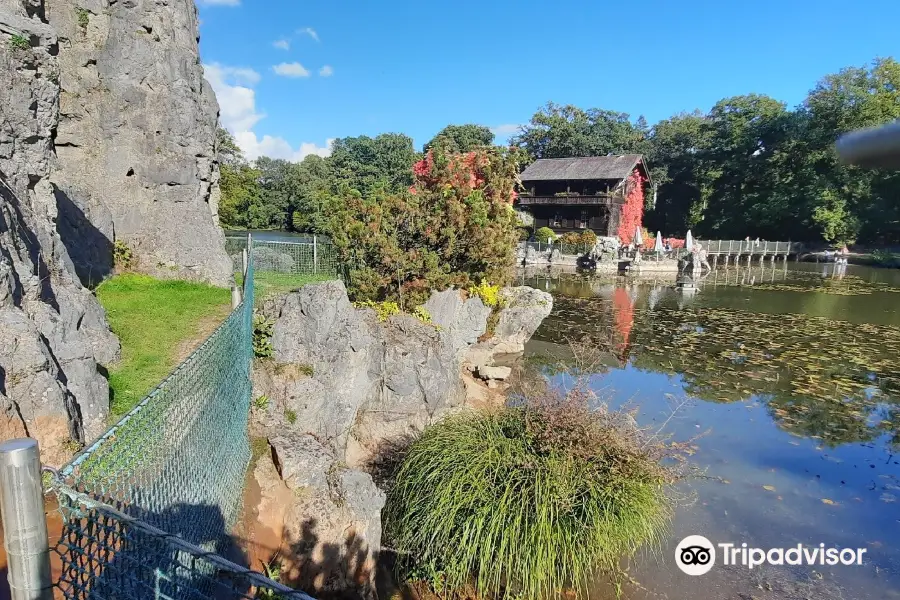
523 263 900 599
528 266 900 450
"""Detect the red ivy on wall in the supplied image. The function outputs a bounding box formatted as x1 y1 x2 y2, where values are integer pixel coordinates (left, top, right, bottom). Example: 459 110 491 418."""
617 168 646 245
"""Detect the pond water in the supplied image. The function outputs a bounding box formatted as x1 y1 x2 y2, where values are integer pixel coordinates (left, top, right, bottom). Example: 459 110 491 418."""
522 262 900 600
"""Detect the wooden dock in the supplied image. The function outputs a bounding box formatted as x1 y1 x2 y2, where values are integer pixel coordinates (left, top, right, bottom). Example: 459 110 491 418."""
701 240 799 266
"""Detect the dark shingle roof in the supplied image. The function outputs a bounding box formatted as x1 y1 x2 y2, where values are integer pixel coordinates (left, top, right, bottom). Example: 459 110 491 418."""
520 155 648 183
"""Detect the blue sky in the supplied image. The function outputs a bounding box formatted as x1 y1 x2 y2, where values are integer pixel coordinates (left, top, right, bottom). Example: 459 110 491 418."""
198 0 900 161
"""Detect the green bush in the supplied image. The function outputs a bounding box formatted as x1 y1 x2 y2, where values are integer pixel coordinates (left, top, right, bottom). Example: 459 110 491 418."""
113 240 134 269
76 7 89 28
518 227 532 241
579 229 598 248
534 226 556 243
9 34 30 50
355 300 400 322
872 249 900 268
385 388 677 599
330 146 522 305
412 305 432 324
558 231 582 245
252 315 274 358
468 280 502 308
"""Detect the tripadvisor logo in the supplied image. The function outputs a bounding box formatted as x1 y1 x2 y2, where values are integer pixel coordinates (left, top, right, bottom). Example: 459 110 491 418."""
675 535 868 576
675 535 716 576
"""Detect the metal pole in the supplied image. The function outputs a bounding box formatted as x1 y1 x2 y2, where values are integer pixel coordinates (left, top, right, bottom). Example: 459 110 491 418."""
241 249 248 280
231 284 241 309
313 235 318 274
0 438 52 600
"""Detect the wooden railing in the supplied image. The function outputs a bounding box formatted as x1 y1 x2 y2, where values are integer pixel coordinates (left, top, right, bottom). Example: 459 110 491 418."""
516 195 624 206
702 240 798 255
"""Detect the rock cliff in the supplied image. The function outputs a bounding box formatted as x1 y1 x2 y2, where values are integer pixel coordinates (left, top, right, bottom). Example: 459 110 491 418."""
44 0 231 286
0 0 119 464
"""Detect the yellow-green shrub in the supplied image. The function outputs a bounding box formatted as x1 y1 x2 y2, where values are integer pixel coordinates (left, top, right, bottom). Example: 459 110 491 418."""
468 281 502 308
355 300 401 322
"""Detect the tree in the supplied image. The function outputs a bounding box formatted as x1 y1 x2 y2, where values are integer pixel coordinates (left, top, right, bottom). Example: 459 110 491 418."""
289 155 335 233
328 133 419 197
644 111 711 235
216 127 264 229
512 103 651 160
424 124 495 153
328 146 523 304
216 128 246 169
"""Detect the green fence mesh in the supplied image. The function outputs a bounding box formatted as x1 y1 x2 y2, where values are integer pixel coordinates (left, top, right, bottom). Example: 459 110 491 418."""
246 239 346 305
49 238 314 600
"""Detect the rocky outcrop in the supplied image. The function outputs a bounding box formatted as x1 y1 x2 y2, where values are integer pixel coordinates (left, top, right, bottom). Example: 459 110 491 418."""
258 281 553 467
255 444 384 599
251 281 552 596
263 281 480 467
42 0 231 286
0 0 119 464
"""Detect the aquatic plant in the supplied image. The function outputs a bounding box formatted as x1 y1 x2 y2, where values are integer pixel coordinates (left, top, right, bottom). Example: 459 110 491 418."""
541 295 900 448
384 386 679 599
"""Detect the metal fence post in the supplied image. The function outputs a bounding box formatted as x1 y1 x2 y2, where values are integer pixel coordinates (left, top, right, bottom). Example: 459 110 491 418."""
231 284 242 309
241 249 248 280
313 235 318 274
0 438 52 600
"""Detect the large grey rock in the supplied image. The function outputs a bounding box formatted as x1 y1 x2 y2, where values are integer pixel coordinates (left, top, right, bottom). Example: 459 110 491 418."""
269 431 332 491
262 281 552 469
0 0 119 465
476 365 512 381
474 286 554 356
260 436 384 599
254 436 385 599
266 281 467 468
494 287 554 353
422 288 490 354
43 0 231 286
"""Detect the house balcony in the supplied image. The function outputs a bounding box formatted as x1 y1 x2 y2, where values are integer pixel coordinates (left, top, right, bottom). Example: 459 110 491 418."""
516 194 625 206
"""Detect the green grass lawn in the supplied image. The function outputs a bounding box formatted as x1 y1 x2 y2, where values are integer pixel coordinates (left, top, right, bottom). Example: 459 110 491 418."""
238 271 337 302
97 274 232 419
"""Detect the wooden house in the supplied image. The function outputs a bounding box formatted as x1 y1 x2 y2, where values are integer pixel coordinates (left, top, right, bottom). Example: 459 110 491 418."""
517 155 653 237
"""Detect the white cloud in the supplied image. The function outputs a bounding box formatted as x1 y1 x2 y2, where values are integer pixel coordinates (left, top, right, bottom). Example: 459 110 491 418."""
197 0 240 5
235 132 335 162
298 27 319 42
203 62 332 163
319 65 334 77
273 38 290 51
490 124 521 137
203 63 263 132
273 62 310 78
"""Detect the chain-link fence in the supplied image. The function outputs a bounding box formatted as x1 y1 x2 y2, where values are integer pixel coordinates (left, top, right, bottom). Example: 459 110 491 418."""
226 235 348 304
47 238 315 600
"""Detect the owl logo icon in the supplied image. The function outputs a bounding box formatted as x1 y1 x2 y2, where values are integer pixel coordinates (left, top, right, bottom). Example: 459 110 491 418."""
675 535 716 575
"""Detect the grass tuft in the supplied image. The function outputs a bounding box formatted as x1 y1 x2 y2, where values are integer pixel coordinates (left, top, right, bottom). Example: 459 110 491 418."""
384 386 682 599
97 274 231 418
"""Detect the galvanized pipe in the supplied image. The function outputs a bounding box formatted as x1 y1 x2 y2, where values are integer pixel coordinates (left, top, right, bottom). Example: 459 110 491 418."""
0 438 52 600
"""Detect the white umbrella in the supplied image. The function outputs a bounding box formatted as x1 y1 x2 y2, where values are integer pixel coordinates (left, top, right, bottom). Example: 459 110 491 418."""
685 230 694 251
634 226 643 247
654 231 663 253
